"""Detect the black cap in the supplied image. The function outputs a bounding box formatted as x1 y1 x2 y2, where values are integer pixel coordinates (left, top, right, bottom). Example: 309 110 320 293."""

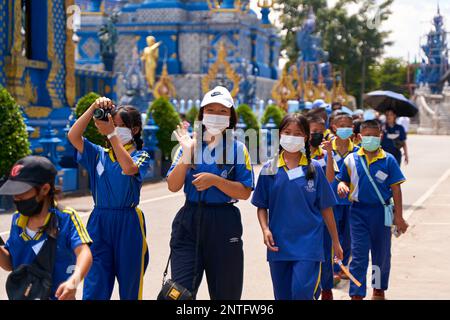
0 156 57 195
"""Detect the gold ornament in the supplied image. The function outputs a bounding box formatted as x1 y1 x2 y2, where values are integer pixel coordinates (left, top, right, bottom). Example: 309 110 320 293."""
271 68 297 111
65 0 76 107
24 72 38 104
207 0 250 13
202 42 240 98
331 74 348 104
153 63 177 99
257 0 273 8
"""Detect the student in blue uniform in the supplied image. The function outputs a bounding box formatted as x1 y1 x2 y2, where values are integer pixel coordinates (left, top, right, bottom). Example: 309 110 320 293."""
381 108 409 166
0 156 92 300
330 112 360 289
337 119 409 300
252 113 343 300
307 107 334 142
308 116 336 182
167 86 254 300
308 116 340 300
68 97 150 300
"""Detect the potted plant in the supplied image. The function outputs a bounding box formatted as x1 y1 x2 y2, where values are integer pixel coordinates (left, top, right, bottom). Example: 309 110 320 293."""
0 86 31 212
236 104 260 162
74 92 103 193
261 104 286 127
147 98 181 176
186 104 199 126
74 92 105 146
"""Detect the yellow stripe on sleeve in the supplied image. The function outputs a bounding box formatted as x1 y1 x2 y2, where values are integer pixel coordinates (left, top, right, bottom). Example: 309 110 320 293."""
63 208 92 244
243 146 252 171
390 179 406 187
135 152 150 168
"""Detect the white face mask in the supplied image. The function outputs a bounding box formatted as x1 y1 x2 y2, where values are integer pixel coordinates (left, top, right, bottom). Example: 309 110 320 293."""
116 127 133 145
202 114 230 135
280 134 305 153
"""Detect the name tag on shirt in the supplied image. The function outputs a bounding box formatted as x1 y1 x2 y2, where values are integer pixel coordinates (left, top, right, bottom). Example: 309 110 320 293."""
387 133 400 140
317 159 326 168
96 161 104 176
334 154 342 162
375 170 388 182
287 166 305 181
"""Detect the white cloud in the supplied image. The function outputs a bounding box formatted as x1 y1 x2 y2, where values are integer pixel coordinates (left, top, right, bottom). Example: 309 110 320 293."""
382 0 450 61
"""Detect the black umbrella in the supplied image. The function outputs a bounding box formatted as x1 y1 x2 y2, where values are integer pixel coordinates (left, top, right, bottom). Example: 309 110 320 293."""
364 91 418 117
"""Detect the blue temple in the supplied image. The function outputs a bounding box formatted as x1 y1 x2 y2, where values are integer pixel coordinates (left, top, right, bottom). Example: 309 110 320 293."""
0 0 280 191
415 5 449 93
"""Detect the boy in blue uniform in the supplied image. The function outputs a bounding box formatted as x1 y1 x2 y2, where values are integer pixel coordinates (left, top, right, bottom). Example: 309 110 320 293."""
252 113 343 300
336 120 409 300
0 156 92 300
167 86 254 300
68 98 150 300
330 112 360 288
308 116 340 300
381 108 409 166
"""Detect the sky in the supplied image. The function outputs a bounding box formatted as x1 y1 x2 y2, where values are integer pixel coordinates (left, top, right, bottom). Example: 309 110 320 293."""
249 0 450 63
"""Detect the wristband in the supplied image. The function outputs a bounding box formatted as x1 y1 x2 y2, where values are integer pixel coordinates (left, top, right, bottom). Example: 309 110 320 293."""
107 129 117 140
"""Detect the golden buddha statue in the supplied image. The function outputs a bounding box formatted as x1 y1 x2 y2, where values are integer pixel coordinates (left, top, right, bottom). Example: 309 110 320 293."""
141 36 161 90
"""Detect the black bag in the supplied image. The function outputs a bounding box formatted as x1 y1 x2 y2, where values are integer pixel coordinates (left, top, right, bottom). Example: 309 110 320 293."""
5 214 58 300
157 256 194 300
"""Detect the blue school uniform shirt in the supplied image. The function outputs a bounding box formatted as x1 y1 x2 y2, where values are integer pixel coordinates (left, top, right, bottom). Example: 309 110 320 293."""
167 139 254 203
311 146 340 175
77 138 150 208
311 147 327 170
381 123 406 158
336 148 406 205
251 152 337 262
331 139 360 205
4 207 92 298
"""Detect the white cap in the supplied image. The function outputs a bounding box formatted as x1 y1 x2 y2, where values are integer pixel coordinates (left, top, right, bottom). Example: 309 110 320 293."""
200 86 234 109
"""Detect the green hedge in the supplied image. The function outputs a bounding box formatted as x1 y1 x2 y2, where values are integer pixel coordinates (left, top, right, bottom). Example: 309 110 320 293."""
74 92 106 147
0 86 31 177
261 104 286 127
186 105 199 125
147 98 181 160
236 104 260 131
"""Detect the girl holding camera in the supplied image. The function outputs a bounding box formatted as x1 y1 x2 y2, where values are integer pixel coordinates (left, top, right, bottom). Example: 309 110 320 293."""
68 97 150 300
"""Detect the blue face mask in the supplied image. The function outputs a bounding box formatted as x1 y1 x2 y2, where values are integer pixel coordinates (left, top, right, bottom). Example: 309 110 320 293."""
336 127 353 140
361 136 381 152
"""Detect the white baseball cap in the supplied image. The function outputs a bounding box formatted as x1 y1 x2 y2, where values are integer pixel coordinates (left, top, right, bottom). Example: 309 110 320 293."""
201 86 234 109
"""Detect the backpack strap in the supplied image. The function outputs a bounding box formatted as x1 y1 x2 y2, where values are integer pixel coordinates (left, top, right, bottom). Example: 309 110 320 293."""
33 213 59 275
358 154 387 206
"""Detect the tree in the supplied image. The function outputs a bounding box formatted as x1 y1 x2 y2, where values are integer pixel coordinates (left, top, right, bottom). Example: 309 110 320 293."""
147 98 181 161
74 92 106 147
236 104 260 132
261 105 286 128
0 86 31 177
368 57 409 97
186 105 199 125
276 0 394 105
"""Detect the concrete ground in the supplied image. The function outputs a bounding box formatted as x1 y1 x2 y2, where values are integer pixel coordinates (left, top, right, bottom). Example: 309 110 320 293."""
0 134 449 300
